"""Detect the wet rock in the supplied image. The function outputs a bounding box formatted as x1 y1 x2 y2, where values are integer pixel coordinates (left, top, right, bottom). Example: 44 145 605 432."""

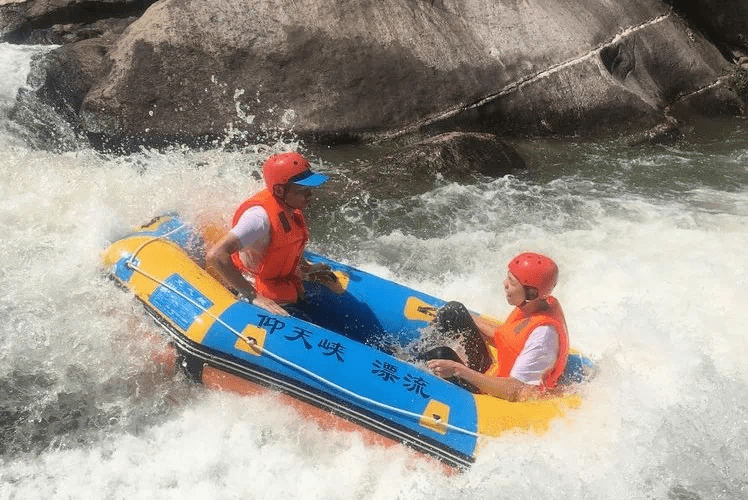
8 0 747 150
0 3 27 42
723 66 748 108
10 36 115 150
627 116 682 147
356 132 525 199
90 1 745 143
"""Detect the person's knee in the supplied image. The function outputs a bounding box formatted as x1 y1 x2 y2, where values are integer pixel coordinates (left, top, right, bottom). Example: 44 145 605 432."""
421 346 464 364
435 301 470 332
443 301 468 313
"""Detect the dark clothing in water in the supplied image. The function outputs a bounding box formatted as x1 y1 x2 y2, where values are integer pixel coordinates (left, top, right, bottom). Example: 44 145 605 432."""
421 301 495 392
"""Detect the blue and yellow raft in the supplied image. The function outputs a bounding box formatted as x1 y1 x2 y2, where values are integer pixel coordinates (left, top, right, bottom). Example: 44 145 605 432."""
102 214 595 469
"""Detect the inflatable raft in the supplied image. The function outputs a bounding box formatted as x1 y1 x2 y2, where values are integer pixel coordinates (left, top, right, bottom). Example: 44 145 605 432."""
102 214 595 469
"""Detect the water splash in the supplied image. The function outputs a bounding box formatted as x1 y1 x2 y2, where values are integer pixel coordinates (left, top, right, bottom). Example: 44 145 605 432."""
1 42 747 499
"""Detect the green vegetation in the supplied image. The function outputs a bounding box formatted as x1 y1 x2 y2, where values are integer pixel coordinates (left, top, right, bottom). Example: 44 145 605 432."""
727 65 748 105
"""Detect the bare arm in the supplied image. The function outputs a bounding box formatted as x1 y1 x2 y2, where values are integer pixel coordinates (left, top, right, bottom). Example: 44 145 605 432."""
473 315 501 343
205 232 289 316
428 324 557 401
427 359 541 402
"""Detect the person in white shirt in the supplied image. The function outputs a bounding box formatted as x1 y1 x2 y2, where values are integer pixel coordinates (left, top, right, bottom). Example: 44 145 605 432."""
206 152 336 318
426 252 570 402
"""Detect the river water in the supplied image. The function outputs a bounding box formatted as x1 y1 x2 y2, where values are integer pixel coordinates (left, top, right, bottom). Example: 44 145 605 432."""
1 43 746 499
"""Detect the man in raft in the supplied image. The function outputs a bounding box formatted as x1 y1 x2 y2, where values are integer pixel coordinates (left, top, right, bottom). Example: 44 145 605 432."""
207 151 336 317
426 252 569 402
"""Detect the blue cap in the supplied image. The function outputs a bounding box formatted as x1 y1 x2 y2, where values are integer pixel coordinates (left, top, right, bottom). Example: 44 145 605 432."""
288 169 329 187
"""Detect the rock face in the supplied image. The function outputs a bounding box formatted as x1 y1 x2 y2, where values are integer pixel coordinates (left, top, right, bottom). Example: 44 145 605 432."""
5 0 746 148
358 132 526 199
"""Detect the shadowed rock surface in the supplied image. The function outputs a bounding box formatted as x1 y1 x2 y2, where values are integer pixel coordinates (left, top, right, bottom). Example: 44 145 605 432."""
395 132 526 179
0 0 154 44
668 0 748 57
350 132 526 199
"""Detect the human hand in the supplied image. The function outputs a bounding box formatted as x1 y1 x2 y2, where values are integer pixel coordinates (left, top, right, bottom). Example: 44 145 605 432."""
303 263 337 283
427 359 462 379
247 294 290 316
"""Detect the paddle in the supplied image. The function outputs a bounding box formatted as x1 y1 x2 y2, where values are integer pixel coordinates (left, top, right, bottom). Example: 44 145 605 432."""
403 296 440 322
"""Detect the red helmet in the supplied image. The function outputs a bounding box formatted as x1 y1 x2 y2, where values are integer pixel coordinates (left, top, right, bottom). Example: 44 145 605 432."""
508 252 558 299
262 152 328 189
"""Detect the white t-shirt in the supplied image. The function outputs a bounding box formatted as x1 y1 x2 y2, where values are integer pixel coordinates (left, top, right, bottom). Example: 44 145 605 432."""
230 206 271 251
229 206 272 272
509 325 559 386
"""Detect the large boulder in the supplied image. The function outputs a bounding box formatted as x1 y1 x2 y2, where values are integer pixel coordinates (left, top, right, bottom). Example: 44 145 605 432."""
8 0 746 148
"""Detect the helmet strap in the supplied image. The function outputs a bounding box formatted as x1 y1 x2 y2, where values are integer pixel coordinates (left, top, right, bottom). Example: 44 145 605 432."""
518 287 539 312
272 184 292 208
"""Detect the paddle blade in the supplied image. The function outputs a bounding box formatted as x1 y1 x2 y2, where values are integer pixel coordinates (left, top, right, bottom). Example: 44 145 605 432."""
403 296 440 322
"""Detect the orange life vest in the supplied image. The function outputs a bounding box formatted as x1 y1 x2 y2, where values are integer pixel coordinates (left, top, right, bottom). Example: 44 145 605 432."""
230 189 309 303
489 296 569 389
